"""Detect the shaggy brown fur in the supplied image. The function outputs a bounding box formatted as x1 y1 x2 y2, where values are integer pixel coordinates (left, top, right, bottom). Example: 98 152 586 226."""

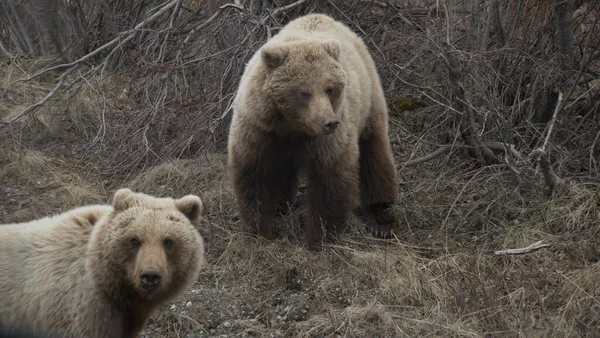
227 13 400 250
0 188 206 338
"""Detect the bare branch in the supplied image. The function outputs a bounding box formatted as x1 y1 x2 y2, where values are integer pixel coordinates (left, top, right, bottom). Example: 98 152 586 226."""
0 40 13 59
555 0 574 70
177 3 245 60
465 100 502 164
494 240 551 255
483 141 526 161
5 0 182 89
529 148 560 196
267 0 307 17
400 141 525 168
0 66 78 131
158 0 186 62
542 91 563 151
401 146 452 167
590 129 600 177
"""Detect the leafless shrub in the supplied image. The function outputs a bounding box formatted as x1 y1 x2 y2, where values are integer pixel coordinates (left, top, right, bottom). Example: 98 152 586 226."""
3 0 597 180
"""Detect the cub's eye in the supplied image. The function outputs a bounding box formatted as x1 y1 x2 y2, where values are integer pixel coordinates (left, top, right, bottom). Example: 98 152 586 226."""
163 238 173 249
130 238 141 249
300 91 312 100
325 87 334 96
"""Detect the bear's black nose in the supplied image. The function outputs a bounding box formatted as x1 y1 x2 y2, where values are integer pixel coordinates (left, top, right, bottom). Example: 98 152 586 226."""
323 120 339 134
140 269 162 289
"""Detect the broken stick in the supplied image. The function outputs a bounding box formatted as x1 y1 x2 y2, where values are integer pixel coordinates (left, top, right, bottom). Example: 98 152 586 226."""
494 240 551 255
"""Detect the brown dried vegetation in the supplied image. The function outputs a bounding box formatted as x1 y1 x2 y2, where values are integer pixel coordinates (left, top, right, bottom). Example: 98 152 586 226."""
1 0 600 337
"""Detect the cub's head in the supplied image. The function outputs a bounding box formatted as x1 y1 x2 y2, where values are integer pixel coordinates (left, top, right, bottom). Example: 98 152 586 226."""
260 39 347 136
87 188 205 304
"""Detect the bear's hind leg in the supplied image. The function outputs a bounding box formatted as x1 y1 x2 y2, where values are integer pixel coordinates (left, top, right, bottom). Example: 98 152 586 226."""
359 116 401 239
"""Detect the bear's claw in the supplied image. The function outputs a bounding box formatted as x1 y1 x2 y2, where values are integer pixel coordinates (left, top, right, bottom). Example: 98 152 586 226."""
365 204 400 240
367 226 395 239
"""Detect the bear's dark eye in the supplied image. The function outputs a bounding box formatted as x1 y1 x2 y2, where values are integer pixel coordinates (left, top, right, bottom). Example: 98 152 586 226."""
300 91 312 100
163 238 173 249
325 87 334 96
130 238 141 249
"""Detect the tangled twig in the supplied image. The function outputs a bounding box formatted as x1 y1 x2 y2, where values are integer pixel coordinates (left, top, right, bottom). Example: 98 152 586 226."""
0 65 78 130
176 3 245 60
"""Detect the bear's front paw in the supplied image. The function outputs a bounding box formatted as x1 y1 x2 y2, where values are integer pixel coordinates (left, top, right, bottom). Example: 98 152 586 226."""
258 225 279 241
365 204 400 239
243 219 278 240
366 224 395 239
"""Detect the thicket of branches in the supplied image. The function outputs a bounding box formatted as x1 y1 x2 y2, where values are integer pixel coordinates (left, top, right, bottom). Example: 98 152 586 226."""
1 0 599 186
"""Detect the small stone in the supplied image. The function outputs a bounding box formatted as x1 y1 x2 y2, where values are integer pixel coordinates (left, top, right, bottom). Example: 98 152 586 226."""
169 304 177 311
186 301 192 308
222 321 232 328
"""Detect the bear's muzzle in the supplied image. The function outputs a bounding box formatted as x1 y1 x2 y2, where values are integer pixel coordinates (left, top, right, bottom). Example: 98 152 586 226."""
140 269 162 290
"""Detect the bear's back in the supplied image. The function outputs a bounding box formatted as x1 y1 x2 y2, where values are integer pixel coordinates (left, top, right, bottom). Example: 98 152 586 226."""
0 205 112 335
271 13 364 50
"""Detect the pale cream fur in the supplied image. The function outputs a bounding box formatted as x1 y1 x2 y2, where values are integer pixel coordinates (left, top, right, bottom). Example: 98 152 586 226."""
0 188 206 338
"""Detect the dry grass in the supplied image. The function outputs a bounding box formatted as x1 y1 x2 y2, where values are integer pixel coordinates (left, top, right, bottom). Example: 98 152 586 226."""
4 142 599 336
1 0 600 337
0 148 105 222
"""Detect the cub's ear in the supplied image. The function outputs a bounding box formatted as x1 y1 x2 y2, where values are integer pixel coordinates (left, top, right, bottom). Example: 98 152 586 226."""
320 40 341 61
174 195 203 224
112 188 137 212
261 44 288 70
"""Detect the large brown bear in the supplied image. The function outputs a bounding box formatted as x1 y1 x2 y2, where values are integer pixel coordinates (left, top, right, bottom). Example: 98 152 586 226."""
0 188 206 338
227 13 400 250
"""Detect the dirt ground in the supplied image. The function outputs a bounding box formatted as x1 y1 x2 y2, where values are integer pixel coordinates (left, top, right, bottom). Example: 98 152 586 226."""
2 1 600 337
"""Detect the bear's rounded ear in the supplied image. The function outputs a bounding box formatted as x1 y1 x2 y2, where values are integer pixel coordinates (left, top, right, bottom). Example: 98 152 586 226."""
175 195 203 224
321 40 341 61
112 188 136 212
261 45 288 70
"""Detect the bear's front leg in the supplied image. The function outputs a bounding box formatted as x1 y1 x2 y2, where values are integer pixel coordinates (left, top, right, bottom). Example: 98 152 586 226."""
229 150 296 240
304 156 359 251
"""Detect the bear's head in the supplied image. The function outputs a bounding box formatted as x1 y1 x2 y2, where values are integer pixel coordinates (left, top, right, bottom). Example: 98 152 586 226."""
260 39 347 136
86 188 205 306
